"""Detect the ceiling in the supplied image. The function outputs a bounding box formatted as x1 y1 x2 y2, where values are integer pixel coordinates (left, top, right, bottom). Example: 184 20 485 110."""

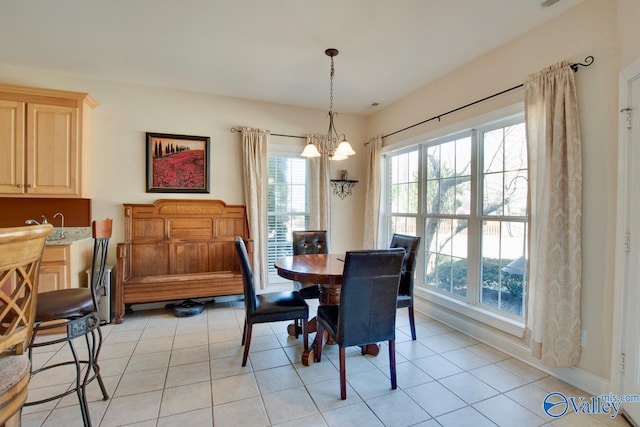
0 0 583 115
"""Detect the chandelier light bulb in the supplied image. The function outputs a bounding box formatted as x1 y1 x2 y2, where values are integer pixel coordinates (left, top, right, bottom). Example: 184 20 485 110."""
301 142 321 158
335 140 355 157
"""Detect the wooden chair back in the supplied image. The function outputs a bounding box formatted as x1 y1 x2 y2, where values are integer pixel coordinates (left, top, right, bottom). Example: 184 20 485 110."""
0 224 52 356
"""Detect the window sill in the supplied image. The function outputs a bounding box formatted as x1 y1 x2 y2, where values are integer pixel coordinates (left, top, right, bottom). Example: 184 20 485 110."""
415 286 526 338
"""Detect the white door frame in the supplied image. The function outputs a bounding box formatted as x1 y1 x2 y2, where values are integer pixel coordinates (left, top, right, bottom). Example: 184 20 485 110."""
611 56 640 413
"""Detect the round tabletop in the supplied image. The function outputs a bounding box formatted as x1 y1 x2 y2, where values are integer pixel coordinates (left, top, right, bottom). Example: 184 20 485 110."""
274 254 344 285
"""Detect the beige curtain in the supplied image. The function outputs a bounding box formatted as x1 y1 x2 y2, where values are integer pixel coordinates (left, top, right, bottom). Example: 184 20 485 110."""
363 136 383 249
241 127 269 289
307 134 330 231
524 61 582 367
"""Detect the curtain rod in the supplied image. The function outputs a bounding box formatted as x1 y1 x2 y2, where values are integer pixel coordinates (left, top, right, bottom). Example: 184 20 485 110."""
231 56 594 143
377 55 594 141
229 127 305 139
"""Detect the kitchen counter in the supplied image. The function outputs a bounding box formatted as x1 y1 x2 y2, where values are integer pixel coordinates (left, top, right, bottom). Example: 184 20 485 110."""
45 227 92 245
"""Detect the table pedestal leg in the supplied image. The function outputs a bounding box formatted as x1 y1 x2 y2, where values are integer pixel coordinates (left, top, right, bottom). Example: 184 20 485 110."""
288 317 317 337
302 329 326 366
360 344 380 356
302 347 315 366
302 334 380 366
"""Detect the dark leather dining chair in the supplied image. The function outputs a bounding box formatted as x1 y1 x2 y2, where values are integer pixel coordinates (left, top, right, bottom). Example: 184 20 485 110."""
390 233 421 340
289 230 328 336
291 230 328 300
0 224 51 427
235 237 309 367
315 248 405 399
26 219 112 427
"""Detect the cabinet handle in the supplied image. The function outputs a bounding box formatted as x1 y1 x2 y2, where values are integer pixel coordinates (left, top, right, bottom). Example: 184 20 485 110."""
16 184 23 188
27 184 33 188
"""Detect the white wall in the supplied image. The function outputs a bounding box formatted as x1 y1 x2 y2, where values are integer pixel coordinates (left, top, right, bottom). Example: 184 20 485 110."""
0 66 368 260
366 0 622 386
618 0 640 69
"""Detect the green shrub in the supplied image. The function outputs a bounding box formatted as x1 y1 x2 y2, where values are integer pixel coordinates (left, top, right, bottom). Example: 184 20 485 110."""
429 257 524 300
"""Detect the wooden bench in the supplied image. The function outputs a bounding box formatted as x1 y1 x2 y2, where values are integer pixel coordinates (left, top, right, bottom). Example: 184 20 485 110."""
114 199 251 323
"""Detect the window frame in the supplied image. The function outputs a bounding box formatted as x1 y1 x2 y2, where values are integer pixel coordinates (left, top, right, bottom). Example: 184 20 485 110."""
381 105 527 336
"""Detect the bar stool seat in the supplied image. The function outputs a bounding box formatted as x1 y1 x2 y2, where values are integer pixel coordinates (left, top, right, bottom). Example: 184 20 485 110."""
0 356 30 426
35 289 95 321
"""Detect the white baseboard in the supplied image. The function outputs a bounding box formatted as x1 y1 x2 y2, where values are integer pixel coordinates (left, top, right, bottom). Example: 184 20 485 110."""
414 296 609 396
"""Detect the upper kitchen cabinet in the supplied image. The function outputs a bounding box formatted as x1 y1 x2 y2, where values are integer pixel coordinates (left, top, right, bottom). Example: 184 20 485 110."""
0 83 98 198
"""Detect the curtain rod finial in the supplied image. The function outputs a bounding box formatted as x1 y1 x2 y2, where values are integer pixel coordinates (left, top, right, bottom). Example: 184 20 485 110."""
570 55 594 72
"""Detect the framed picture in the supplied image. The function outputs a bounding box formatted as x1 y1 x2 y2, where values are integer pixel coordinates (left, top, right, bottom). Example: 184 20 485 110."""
146 132 210 193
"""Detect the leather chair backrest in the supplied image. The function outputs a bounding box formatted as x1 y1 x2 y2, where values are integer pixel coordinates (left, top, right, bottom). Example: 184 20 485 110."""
337 248 405 347
235 237 257 316
89 219 112 312
292 230 328 255
0 224 52 355
389 234 421 297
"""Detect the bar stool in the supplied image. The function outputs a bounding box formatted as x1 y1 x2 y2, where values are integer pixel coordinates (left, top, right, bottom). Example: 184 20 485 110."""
26 219 112 427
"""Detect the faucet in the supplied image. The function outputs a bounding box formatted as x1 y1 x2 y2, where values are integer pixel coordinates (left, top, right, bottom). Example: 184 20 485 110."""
53 212 66 238
25 215 51 226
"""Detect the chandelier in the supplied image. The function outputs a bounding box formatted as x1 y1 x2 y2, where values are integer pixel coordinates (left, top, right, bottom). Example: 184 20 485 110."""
301 48 356 161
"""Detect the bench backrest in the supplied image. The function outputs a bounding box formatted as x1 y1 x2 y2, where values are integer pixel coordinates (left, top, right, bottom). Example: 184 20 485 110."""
121 199 250 277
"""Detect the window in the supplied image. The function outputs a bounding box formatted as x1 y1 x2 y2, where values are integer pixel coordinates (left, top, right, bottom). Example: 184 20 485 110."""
384 114 528 325
267 154 309 279
478 123 528 316
389 149 419 235
424 133 473 300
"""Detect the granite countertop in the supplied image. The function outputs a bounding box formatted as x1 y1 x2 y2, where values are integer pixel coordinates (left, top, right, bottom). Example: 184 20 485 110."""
45 227 92 245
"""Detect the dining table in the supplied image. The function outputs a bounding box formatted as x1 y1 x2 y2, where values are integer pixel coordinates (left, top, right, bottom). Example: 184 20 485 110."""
274 253 381 365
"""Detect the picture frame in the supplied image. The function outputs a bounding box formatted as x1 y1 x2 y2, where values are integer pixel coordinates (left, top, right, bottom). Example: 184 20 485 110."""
146 132 210 193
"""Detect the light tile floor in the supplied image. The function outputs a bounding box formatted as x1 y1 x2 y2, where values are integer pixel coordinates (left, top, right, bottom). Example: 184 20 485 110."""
21 300 632 427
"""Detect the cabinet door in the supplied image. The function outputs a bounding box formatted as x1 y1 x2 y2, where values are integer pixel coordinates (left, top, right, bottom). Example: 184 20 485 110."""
38 263 68 293
0 100 26 194
26 103 79 196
